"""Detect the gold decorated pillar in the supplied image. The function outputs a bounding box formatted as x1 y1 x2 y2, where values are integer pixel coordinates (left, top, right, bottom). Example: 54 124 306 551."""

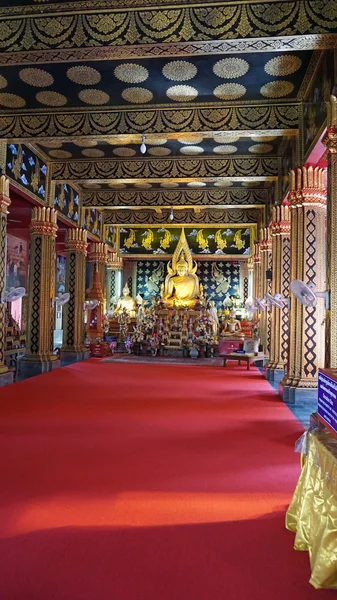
0 176 13 385
88 243 109 309
247 257 254 300
252 241 262 300
20 207 59 376
259 227 272 355
279 167 326 403
266 205 291 381
107 252 123 309
323 96 337 368
62 228 89 362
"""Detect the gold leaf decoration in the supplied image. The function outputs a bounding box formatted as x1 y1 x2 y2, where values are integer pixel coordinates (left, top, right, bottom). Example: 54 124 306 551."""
67 66 101 85
19 68 54 87
180 146 204 155
162 61 198 81
40 140 63 149
79 89 110 105
166 85 198 102
213 145 237 154
83 183 101 190
121 87 153 104
114 64 149 83
148 147 171 156
82 148 105 158
0 75 8 89
147 136 168 145
135 183 152 189
251 135 276 142
213 58 249 79
36 91 67 106
213 133 240 143
248 144 273 154
49 149 72 159
242 181 260 187
214 180 233 187
260 81 294 98
108 182 126 188
179 133 204 144
0 93 25 108
187 181 206 187
160 182 179 188
213 83 246 100
264 55 302 76
113 147 136 157
73 139 98 147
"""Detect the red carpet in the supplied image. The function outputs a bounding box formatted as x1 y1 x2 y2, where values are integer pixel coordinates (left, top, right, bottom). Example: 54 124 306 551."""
0 362 332 599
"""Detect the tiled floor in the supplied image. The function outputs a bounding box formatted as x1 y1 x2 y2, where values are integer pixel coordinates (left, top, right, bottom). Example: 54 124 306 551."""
264 374 316 429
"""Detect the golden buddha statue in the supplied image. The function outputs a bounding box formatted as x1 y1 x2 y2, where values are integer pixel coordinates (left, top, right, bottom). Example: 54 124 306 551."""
116 283 137 318
163 229 201 306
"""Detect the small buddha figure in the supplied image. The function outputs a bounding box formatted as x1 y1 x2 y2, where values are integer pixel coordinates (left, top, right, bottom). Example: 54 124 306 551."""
221 309 243 338
116 283 137 318
163 230 201 306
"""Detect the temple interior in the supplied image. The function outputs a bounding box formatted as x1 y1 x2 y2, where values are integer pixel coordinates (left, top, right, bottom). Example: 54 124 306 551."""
0 0 337 597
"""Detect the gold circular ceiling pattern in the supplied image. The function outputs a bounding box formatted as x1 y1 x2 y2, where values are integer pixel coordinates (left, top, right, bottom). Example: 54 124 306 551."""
242 181 259 187
260 80 294 98
113 147 136 157
73 139 98 148
166 85 198 102
79 89 110 105
264 55 302 76
214 180 233 187
187 181 206 187
251 135 276 142
249 144 273 154
108 182 127 189
213 145 237 154
0 93 26 108
162 61 198 81
82 148 105 158
213 83 246 100
148 147 171 156
19 68 54 87
160 182 179 188
114 63 149 84
213 133 240 143
36 91 67 106
180 146 204 155
0 75 8 89
122 87 153 104
40 140 63 149
213 58 249 79
179 133 204 144
135 183 152 189
83 183 101 190
147 136 168 145
67 66 101 85
49 149 72 159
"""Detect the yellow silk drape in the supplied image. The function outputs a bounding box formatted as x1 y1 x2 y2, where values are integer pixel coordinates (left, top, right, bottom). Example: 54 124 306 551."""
286 428 337 589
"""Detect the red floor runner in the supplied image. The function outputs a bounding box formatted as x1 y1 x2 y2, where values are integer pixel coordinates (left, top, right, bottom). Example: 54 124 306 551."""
0 362 332 599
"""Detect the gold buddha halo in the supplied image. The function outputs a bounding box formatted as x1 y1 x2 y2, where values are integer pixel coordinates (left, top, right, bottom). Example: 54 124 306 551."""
108 182 126 188
213 133 240 143
19 68 54 87
213 83 246 100
79 89 110 105
187 181 206 187
166 85 198 102
148 147 171 156
49 149 72 159
113 147 136 157
73 139 98 147
264 55 302 76
40 140 63 149
179 133 204 144
160 182 179 188
82 148 105 158
0 75 8 89
214 180 233 187
114 64 149 83
147 137 168 145
162 61 198 81
0 93 26 108
67 66 101 85
251 135 276 142
180 146 204 155
122 87 153 104
213 145 237 154
36 91 67 106
260 80 294 98
248 144 273 154
135 183 152 189
213 58 249 79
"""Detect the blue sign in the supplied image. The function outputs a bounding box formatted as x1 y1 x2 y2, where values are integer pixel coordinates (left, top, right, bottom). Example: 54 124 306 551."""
318 369 337 436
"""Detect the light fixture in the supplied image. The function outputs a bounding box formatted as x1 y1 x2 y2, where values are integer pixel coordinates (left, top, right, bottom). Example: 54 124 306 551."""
169 207 174 221
140 135 146 154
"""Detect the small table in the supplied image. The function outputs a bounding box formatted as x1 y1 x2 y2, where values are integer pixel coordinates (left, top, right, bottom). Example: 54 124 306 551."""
222 352 262 370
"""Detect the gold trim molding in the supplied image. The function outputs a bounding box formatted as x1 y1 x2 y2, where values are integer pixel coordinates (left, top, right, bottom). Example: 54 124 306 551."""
103 207 262 225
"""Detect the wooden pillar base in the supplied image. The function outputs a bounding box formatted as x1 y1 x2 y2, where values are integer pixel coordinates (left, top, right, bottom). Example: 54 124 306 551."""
18 357 61 378
0 370 14 387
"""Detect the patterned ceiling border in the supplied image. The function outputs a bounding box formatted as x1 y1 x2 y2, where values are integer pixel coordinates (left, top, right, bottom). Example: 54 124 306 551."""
0 36 336 66
51 156 278 180
82 188 268 207
103 207 262 225
1 105 299 139
0 2 336 54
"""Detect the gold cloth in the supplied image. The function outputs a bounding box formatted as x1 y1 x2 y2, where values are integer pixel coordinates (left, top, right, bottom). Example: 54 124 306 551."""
286 428 337 589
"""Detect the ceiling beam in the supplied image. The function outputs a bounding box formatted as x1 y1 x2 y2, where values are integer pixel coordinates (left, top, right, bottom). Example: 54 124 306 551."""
102 207 263 225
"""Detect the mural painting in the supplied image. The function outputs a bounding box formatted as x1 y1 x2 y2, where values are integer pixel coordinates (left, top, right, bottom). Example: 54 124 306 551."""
6 144 46 201
54 184 79 224
5 234 28 291
83 208 102 239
